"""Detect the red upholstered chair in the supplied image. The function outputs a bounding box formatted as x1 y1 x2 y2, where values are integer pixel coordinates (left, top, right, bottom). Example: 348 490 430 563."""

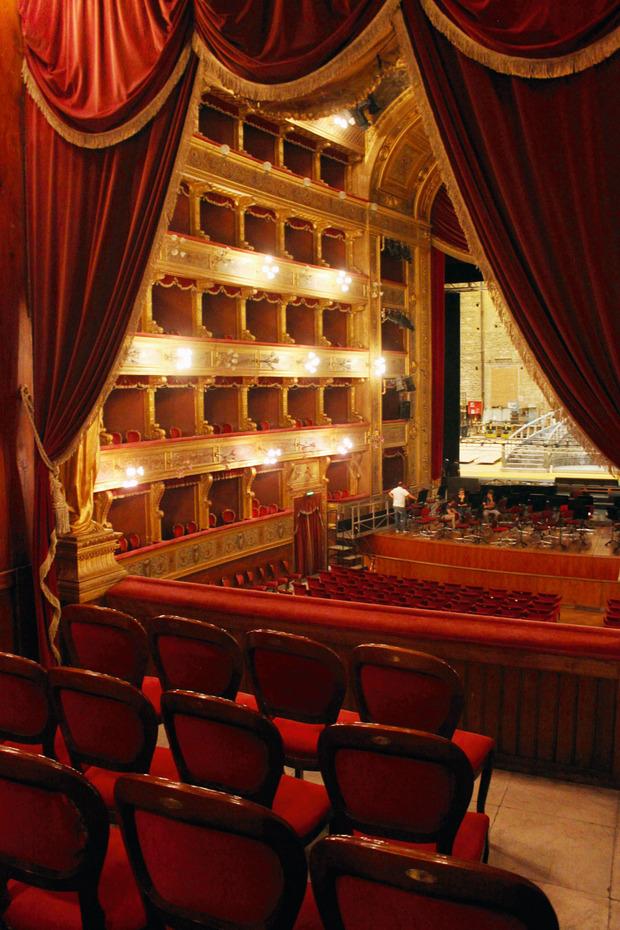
245 629 359 776
221 508 236 524
259 420 271 430
351 644 495 814
127 532 142 550
168 425 183 438
110 430 123 444
114 774 316 930
319 723 489 862
148 614 256 710
209 511 218 527
162 691 331 844
310 836 559 930
221 422 233 433
125 429 142 443
257 565 279 591
0 652 68 763
48 668 177 814
172 522 185 538
259 503 271 517
60 603 162 717
115 534 129 554
235 571 248 587
0 747 145 930
185 519 198 534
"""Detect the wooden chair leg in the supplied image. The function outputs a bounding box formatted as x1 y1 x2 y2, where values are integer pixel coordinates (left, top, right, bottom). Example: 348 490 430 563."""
476 750 494 814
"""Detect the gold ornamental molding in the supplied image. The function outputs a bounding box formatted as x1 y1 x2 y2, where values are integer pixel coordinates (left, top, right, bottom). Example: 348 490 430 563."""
120 334 370 379
158 233 368 303
95 422 369 492
382 421 408 449
117 510 293 581
186 138 368 229
383 351 408 378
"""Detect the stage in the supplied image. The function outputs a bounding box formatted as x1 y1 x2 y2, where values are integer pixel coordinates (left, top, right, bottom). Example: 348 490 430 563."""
361 530 620 611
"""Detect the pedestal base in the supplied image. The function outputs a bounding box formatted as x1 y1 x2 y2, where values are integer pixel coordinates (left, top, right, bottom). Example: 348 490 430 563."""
55 526 127 604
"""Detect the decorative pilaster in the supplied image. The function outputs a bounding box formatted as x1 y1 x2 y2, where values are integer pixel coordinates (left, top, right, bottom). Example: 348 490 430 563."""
55 527 127 604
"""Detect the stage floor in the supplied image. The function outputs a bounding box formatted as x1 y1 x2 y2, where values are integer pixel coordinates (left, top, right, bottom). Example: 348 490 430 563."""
361 526 620 616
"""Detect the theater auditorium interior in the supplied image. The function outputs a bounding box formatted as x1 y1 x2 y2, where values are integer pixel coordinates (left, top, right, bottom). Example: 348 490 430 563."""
0 2 619 928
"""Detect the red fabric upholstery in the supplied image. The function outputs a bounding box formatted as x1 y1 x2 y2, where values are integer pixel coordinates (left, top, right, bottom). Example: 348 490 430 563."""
0 674 49 738
359 665 453 733
354 811 489 863
335 871 523 930
1 729 70 765
134 810 285 922
431 185 468 253
336 751 455 835
59 691 144 765
85 747 177 808
293 883 322 930
452 729 494 777
274 710 359 764
156 635 237 694
254 650 337 717
273 776 331 841
0 776 86 872
141 675 162 716
4 827 145 930
173 713 270 795
69 623 140 681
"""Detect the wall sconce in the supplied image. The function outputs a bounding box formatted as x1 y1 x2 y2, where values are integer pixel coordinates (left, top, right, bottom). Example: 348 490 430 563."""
304 351 320 374
374 357 386 377
169 234 186 258
123 465 144 489
336 436 353 456
262 255 280 280
175 347 193 370
337 270 352 293
264 447 282 466
219 144 231 156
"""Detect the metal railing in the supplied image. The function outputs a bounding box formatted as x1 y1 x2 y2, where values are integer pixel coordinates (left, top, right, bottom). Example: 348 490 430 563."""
335 494 394 538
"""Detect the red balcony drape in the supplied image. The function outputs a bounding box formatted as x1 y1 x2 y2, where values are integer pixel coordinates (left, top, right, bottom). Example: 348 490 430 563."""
431 185 468 255
25 59 197 664
402 0 620 466
295 505 325 577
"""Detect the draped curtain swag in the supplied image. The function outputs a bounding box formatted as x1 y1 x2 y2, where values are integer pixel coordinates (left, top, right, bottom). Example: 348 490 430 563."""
19 0 619 661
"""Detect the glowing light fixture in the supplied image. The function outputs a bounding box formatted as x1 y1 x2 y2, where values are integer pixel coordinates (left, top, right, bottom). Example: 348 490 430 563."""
262 255 280 280
374 356 386 376
304 351 320 374
219 143 230 156
175 347 193 370
262 161 272 172
333 112 356 129
337 270 352 293
336 436 354 456
264 447 282 466
123 465 144 489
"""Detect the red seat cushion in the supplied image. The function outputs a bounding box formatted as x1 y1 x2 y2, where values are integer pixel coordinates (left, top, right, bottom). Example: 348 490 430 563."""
274 709 360 767
452 730 494 777
142 675 162 716
293 883 323 929
84 747 178 808
3 826 145 930
1 730 70 765
356 811 489 863
272 775 331 842
235 691 258 711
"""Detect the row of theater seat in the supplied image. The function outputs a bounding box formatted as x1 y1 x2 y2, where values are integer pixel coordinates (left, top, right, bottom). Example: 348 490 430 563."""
301 567 561 621
604 597 620 627
0 606 558 928
220 559 301 591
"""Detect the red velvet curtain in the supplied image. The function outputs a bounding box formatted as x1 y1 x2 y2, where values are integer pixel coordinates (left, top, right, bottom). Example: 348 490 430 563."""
25 59 197 664
403 1 620 466
194 0 387 82
295 504 325 577
431 248 446 481
431 185 468 254
422 1 619 56
20 0 193 132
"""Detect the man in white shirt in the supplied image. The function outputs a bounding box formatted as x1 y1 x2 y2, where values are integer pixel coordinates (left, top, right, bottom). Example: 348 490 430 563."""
389 481 412 533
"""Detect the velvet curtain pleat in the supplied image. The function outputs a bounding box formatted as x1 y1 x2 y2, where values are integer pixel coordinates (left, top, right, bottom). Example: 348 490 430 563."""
431 248 446 481
403 0 620 466
25 58 197 663
431 185 468 254
193 0 387 82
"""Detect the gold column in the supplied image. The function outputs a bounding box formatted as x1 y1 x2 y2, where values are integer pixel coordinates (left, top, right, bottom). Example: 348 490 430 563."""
142 285 163 334
189 184 202 237
278 301 293 344
198 473 213 529
318 382 332 425
239 379 258 431
239 293 255 341
147 482 165 544
242 467 256 519
193 287 209 336
146 379 166 440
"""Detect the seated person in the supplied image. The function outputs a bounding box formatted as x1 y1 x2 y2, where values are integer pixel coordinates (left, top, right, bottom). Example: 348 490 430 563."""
442 488 469 529
482 489 501 523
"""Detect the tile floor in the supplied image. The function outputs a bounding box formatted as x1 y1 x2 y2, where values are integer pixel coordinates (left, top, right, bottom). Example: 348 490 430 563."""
476 769 619 930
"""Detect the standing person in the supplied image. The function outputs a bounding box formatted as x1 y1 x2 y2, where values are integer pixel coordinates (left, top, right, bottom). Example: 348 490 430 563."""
389 481 412 533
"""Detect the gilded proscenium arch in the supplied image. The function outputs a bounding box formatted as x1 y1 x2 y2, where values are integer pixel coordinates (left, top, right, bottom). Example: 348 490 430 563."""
361 88 437 492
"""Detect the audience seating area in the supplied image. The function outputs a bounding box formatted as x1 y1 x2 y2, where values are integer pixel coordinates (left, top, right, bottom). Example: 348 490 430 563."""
302 567 561 621
221 558 299 591
604 597 620 627
0 601 559 929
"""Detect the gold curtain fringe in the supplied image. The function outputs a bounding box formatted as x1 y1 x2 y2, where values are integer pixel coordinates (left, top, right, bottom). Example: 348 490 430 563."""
394 11 611 469
419 0 620 78
22 44 192 149
55 55 206 469
39 529 62 663
191 0 402 119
